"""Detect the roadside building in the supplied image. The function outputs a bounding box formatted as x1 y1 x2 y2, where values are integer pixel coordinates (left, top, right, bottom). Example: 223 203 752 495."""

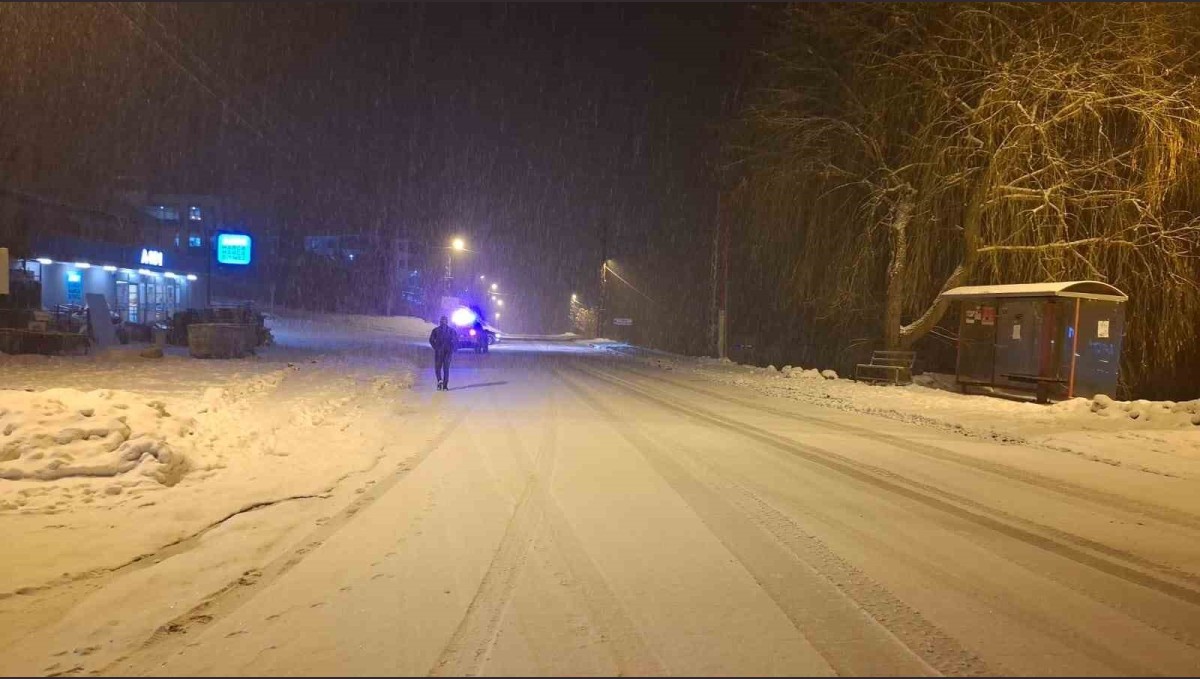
1 187 207 323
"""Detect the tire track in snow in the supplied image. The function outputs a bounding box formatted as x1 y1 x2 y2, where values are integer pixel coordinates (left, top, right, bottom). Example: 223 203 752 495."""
429 403 556 677
619 364 1200 532
576 365 1200 652
558 368 981 676
100 412 467 677
430 378 664 677
583 365 1200 602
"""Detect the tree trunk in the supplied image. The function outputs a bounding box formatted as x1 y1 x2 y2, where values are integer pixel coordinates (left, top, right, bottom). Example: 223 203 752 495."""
898 158 994 349
883 186 916 349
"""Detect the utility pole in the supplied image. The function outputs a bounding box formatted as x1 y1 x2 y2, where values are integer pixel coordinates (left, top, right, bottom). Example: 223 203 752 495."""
709 193 721 357
715 191 730 360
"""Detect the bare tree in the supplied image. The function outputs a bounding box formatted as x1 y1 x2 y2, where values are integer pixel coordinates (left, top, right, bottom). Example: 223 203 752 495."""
734 3 1200 391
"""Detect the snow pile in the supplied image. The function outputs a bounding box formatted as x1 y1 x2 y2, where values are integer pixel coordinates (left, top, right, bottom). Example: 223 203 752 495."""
267 310 434 339
635 351 1200 476
1083 394 1200 426
0 388 193 509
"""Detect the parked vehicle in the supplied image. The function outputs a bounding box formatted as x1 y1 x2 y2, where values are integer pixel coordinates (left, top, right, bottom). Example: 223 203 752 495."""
449 307 497 352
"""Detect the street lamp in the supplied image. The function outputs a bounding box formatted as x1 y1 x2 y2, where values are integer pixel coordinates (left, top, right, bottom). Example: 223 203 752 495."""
490 282 498 292
571 293 578 302
446 237 467 290
497 298 504 307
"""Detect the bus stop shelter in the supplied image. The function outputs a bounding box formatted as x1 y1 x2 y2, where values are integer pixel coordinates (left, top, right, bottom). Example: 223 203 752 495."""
938 281 1127 403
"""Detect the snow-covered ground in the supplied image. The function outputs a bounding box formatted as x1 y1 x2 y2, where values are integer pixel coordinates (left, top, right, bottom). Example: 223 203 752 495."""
3 318 1199 676
0 314 426 597
618 350 1200 480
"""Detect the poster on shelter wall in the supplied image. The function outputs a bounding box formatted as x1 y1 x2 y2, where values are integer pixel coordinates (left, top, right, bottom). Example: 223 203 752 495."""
1098 320 1110 338
1012 324 1021 340
981 306 996 326
965 307 977 324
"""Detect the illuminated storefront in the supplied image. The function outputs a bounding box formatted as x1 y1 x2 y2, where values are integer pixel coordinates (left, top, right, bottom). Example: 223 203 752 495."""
20 237 206 324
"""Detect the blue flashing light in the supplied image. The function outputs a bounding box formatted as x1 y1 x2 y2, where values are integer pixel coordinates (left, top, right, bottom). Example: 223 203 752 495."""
451 307 477 327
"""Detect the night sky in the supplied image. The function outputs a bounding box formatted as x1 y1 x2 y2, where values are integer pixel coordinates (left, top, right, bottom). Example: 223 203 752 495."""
0 3 750 344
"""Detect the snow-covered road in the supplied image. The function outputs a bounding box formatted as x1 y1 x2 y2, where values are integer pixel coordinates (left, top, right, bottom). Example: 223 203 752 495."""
3 324 1199 676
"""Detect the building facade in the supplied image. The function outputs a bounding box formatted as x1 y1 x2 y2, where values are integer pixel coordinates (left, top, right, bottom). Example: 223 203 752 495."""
1 186 264 324
19 235 206 323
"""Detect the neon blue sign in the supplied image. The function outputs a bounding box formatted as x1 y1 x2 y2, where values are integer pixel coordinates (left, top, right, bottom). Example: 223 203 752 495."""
216 234 252 265
66 270 83 304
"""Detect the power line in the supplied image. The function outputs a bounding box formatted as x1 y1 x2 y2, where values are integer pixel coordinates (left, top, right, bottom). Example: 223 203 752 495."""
140 5 285 142
105 2 279 146
603 262 657 304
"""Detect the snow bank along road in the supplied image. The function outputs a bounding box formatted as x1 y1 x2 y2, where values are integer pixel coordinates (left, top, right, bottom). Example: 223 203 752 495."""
3 327 1200 676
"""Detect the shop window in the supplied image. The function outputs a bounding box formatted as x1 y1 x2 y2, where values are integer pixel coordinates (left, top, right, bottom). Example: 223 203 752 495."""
189 234 203 248
116 281 129 321
189 206 203 221
66 270 83 305
127 283 139 323
145 205 180 221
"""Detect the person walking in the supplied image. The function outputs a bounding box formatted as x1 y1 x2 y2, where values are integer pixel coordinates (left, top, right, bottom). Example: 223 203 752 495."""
429 315 458 390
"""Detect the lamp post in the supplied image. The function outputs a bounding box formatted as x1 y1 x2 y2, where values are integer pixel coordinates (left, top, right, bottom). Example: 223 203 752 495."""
445 237 466 294
597 225 608 339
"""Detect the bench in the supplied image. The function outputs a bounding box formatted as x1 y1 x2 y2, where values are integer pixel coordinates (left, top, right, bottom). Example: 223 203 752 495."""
1000 373 1066 404
854 350 917 385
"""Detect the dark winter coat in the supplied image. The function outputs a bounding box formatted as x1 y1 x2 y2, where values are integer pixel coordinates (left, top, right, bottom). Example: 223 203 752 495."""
429 324 457 353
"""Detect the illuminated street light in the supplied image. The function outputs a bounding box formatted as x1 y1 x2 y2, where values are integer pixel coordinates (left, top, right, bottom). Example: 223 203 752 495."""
571 293 578 302
479 275 485 280
495 313 501 320
490 282 498 291
452 238 465 251
36 258 53 265
74 262 91 269
497 299 504 307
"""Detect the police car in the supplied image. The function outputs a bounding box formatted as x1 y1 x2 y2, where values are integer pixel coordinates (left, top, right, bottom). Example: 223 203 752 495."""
450 307 498 353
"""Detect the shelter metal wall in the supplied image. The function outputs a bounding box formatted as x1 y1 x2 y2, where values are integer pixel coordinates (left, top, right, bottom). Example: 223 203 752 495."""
993 299 1048 389
956 301 997 383
1064 300 1125 399
954 295 1125 400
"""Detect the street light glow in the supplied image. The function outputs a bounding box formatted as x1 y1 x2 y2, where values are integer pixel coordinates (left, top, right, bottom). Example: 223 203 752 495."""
497 299 504 307
452 238 465 251
490 282 498 291
571 293 578 302
479 275 485 280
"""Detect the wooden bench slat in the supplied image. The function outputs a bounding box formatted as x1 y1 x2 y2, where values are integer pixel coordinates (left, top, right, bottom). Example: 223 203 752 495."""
855 349 916 386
